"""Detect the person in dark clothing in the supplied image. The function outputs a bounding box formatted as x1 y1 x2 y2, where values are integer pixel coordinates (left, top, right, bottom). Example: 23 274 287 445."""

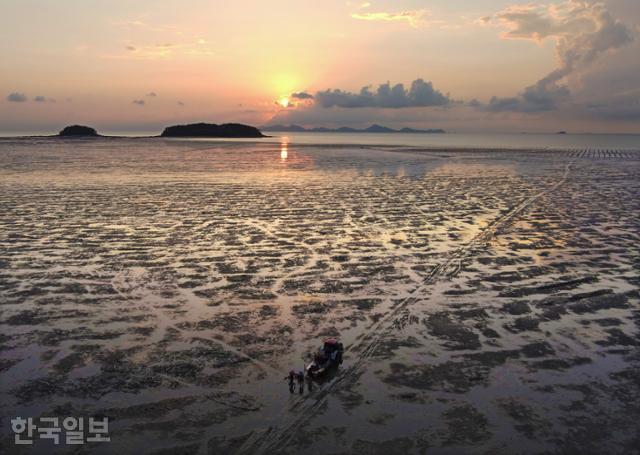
286 370 304 394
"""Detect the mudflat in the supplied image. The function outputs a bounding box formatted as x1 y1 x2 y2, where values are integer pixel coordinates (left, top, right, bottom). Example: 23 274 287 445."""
0 138 638 454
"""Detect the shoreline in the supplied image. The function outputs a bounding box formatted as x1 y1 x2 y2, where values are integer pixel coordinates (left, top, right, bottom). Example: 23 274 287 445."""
0 133 639 152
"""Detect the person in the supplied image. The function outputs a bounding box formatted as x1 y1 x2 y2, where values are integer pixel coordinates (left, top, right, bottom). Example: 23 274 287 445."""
286 370 305 394
314 350 328 367
286 370 296 393
296 370 304 394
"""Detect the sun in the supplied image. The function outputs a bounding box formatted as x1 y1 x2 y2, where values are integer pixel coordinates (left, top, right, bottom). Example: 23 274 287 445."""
278 97 290 108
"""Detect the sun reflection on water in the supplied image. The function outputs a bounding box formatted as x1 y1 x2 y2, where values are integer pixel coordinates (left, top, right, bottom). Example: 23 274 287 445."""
280 138 288 160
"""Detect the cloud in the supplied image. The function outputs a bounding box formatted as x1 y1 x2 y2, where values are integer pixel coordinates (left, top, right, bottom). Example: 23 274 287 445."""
267 78 454 129
107 38 216 60
291 92 314 100
111 19 180 34
34 95 55 103
483 0 634 113
584 90 640 121
146 92 157 97
351 9 427 27
486 79 571 112
177 101 185 106
6 92 27 102
314 79 450 109
132 99 145 106
494 2 633 60
267 102 463 130
6 92 55 103
467 98 482 108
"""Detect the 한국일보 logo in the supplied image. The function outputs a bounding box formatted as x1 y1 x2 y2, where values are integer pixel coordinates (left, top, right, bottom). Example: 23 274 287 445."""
11 416 110 445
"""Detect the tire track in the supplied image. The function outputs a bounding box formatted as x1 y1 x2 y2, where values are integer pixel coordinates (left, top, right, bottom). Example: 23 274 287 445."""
238 161 573 455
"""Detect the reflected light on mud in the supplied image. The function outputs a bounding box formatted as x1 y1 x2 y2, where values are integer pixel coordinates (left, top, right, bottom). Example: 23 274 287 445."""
280 138 289 160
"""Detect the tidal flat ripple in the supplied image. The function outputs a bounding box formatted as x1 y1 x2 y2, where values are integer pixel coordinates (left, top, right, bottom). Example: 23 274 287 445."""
1 138 639 454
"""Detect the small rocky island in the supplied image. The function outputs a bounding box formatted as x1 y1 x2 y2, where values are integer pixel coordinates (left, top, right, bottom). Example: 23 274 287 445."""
59 125 99 137
161 123 265 138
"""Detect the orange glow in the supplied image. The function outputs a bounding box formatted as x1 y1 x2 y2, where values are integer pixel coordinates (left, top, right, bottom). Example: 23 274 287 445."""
278 97 290 108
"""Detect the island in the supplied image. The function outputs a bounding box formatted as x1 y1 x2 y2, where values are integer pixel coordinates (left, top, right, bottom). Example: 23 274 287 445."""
261 124 446 134
58 125 99 137
161 123 265 138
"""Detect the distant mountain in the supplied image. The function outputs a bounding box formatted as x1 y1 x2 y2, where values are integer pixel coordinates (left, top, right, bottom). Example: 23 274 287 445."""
365 124 395 133
161 122 265 138
264 124 307 132
59 125 99 137
261 124 445 134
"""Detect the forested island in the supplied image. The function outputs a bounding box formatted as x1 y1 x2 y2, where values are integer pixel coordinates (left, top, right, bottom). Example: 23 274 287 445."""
161 123 265 138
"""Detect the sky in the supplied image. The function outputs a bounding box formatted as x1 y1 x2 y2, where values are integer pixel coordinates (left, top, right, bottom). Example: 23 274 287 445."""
1 0 639 133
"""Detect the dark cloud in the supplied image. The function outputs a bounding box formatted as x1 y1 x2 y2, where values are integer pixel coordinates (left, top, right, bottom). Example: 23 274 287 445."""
315 79 450 108
7 92 27 102
485 96 519 112
177 101 185 106
33 95 55 103
482 1 634 114
291 92 314 100
486 79 571 113
7 92 55 103
467 98 482 108
585 92 640 121
125 45 136 51
146 92 157 97
132 99 145 106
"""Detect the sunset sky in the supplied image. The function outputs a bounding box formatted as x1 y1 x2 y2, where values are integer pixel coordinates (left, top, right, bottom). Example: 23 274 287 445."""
1 0 639 133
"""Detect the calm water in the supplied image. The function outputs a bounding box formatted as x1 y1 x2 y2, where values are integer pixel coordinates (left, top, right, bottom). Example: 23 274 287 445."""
2 131 640 150
261 132 640 151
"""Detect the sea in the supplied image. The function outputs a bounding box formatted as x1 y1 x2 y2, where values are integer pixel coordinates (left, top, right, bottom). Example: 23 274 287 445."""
1 130 640 150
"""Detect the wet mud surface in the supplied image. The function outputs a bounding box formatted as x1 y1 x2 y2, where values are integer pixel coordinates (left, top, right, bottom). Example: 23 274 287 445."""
0 138 639 454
